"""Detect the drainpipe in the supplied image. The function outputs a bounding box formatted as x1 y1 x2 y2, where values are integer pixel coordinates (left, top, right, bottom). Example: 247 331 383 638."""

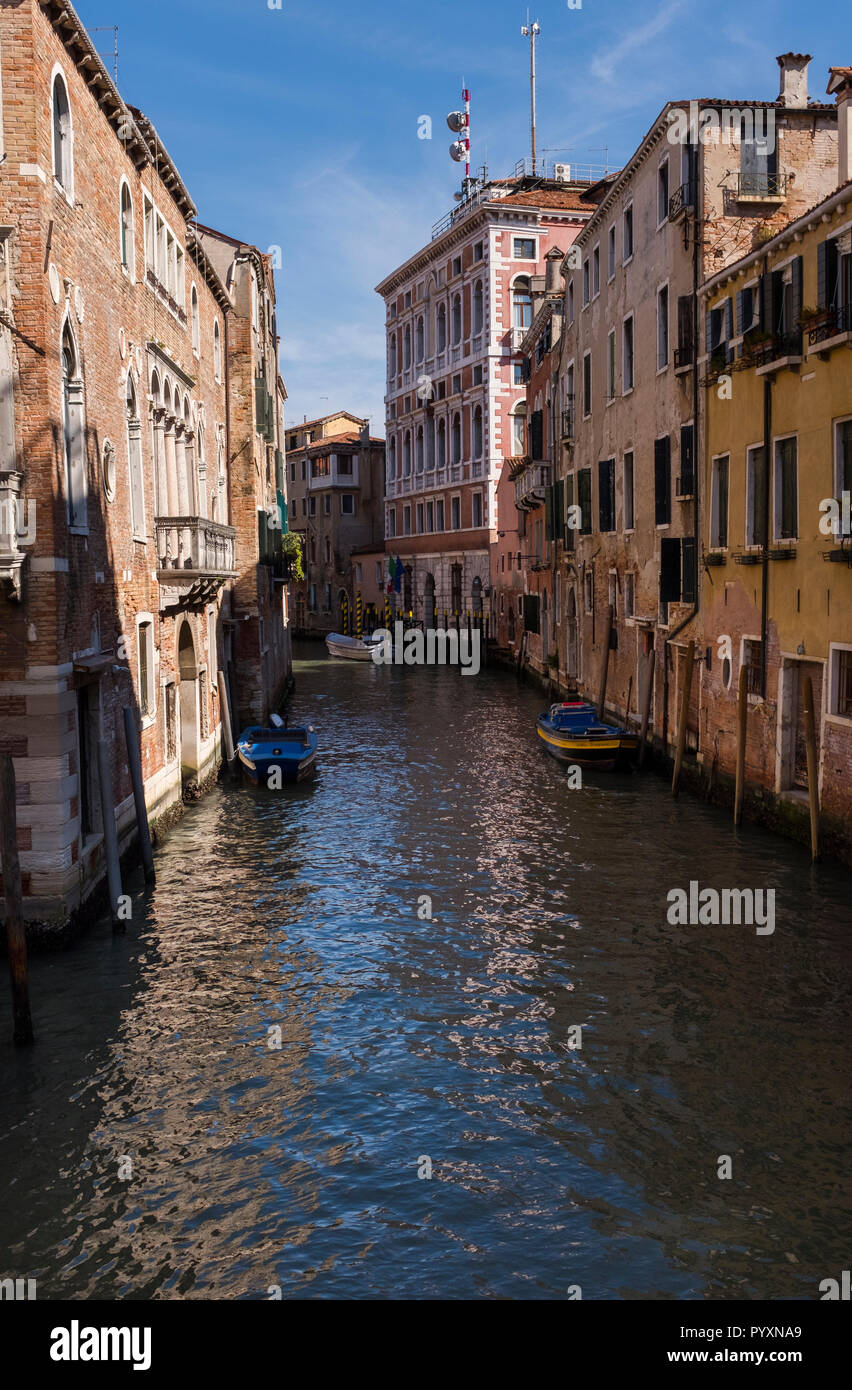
760 260 772 695
662 176 702 754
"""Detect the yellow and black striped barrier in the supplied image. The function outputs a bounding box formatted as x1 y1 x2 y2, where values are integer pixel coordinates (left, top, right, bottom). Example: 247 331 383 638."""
356 591 363 640
341 594 350 636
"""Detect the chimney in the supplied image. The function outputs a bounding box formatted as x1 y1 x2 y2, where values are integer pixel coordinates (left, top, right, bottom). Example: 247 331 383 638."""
545 246 564 294
827 67 852 185
777 52 812 108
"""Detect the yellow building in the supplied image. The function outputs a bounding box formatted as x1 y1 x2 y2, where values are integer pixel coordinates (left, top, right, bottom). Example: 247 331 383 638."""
700 90 852 860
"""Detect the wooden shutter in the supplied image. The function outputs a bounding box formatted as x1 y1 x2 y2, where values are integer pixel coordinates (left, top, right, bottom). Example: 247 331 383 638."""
680 424 694 491
578 468 592 534
681 537 696 604
564 475 575 552
555 478 565 541
678 295 693 354
544 482 554 539
660 537 681 603
791 256 803 332
736 288 745 336
654 436 671 525
817 238 839 310
255 378 267 436
724 298 735 363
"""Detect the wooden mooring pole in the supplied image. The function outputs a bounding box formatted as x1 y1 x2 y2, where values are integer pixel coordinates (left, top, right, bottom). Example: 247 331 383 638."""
0 753 34 1045
96 738 124 929
803 676 820 862
734 662 748 828
217 671 236 774
671 640 695 797
597 605 614 720
638 648 655 770
123 707 155 885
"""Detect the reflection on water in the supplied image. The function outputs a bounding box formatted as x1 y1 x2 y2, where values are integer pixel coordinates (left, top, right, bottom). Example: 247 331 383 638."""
0 644 850 1299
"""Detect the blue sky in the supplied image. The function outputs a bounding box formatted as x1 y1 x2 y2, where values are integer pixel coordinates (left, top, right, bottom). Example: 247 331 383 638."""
77 0 850 435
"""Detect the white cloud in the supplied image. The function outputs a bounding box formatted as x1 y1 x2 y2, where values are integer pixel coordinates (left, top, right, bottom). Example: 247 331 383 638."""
590 0 687 84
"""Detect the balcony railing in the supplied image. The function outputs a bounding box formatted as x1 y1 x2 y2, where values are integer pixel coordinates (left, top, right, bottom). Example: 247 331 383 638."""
736 171 788 200
749 329 803 368
806 304 852 347
674 342 694 370
561 398 575 441
669 181 696 220
155 516 237 608
515 463 550 510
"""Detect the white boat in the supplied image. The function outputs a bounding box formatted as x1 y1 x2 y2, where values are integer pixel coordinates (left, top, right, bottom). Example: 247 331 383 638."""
325 632 382 662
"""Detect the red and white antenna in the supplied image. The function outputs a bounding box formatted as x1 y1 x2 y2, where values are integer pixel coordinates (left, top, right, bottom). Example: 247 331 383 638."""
448 87 472 193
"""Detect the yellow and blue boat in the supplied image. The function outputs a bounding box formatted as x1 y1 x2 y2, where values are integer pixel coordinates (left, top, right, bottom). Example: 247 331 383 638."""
536 701 638 771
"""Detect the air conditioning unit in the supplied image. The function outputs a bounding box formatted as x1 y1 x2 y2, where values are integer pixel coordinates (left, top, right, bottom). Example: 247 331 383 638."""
553 163 571 182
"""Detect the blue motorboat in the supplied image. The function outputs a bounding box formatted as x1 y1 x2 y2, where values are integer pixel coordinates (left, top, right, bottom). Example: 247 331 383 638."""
536 701 638 771
236 724 318 785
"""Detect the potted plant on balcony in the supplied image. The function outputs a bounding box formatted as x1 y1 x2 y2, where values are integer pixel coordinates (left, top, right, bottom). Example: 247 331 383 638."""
281 531 305 582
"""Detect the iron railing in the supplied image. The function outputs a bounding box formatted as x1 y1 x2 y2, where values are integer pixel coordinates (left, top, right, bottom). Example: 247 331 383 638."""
669 182 697 220
737 171 788 199
806 304 852 347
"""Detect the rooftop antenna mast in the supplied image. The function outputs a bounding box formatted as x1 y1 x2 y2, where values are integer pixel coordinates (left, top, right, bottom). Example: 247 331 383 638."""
91 26 119 83
521 14 540 175
589 146 610 175
447 85 472 197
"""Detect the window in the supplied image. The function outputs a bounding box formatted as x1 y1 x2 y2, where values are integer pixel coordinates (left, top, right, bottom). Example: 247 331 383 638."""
677 295 694 362
654 436 671 525
582 260 590 307
403 504 411 535
623 452 635 531
120 182 135 275
657 285 669 369
746 445 767 546
403 323 411 368
144 197 155 273
61 322 86 529
608 225 616 280
451 373 462 395
437 418 446 468
451 413 461 465
415 316 424 361
598 459 616 533
625 572 635 618
577 468 592 535
137 620 155 718
52 71 73 195
607 330 616 401
623 316 634 392
472 491 483 528
829 647 852 718
582 352 591 418
387 507 396 538
658 160 670 226
126 376 145 539
436 499 445 532
512 277 532 331
416 425 424 472
416 502 424 533
474 241 484 262
451 293 462 343
512 405 526 454
473 280 484 334
426 501 434 532
623 205 633 262
341 494 355 515
452 256 461 277
191 285 200 354
324 494 331 516
403 431 411 475
740 129 778 198
473 405 483 458
514 237 535 259
213 320 222 382
710 455 729 548
473 364 483 386
512 362 525 386
743 638 763 696
592 246 600 298
835 418 852 508
338 455 352 474
567 279 574 325
451 496 461 530
774 436 798 540
436 302 446 352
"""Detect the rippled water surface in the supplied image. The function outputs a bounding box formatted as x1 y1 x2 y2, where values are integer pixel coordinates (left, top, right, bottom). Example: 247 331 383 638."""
1 645 850 1300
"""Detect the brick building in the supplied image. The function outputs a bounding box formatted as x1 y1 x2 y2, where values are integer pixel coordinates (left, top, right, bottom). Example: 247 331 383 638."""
0 0 289 928
375 170 603 629
553 54 839 754
284 412 385 636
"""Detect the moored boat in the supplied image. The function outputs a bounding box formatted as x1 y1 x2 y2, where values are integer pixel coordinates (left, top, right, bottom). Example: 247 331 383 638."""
236 725 318 784
325 632 382 661
536 702 638 771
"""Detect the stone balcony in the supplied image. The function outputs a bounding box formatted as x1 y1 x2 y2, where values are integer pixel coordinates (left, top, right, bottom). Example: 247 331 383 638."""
155 515 237 611
514 462 550 511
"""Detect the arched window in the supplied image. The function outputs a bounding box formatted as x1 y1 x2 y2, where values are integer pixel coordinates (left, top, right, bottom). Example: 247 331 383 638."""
388 435 396 480
52 72 73 194
437 417 446 469
217 438 227 523
388 332 396 379
473 280 484 335
403 323 411 370
451 293 462 345
512 403 527 454
191 285 200 355
120 182 134 275
451 412 461 465
61 322 86 527
213 319 222 382
512 276 532 331
415 425 424 473
403 429 411 476
473 404 483 458
426 418 435 470
126 374 145 538
415 316 424 362
436 303 447 352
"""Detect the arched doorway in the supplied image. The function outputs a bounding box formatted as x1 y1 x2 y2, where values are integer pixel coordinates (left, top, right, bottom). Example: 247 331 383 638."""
178 621 199 785
424 573 436 629
566 589 578 679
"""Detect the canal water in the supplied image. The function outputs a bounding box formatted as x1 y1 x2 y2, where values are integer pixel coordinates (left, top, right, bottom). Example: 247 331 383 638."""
1 645 849 1300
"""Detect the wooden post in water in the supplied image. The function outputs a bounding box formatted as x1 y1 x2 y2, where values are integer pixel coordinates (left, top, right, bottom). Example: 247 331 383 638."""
122 707 155 885
625 675 634 727
803 676 820 861
217 671 236 773
638 649 655 769
96 738 123 928
0 754 34 1045
597 605 614 720
671 640 695 797
734 662 748 827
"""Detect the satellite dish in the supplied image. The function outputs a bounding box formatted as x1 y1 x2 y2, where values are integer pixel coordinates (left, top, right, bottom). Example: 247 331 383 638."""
449 141 467 162
447 111 467 133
